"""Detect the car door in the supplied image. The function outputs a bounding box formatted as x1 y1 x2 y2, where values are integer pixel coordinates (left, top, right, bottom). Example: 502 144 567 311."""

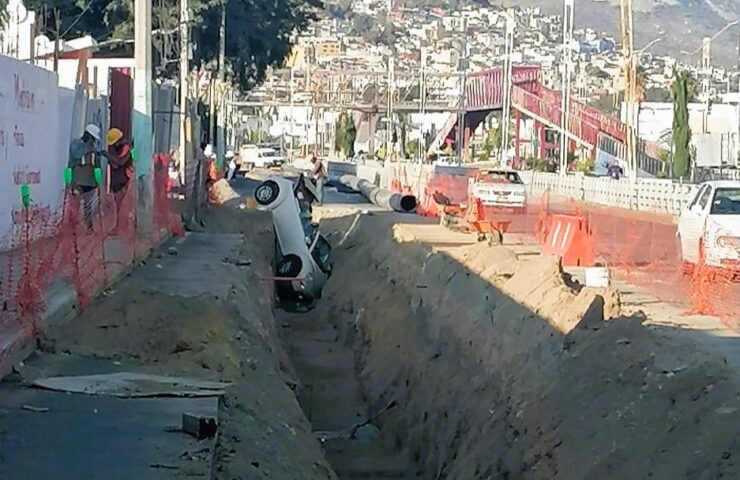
679 185 711 262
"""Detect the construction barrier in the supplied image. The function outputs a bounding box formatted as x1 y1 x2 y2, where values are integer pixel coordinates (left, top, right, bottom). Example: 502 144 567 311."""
0 155 190 376
540 213 595 267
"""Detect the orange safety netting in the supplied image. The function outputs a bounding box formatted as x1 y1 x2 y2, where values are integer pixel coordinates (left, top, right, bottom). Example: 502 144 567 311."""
402 166 740 333
0 154 184 374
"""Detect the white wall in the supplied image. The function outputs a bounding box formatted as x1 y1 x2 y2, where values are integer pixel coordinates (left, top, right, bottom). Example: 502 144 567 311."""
55 58 134 96
0 54 64 239
631 102 740 142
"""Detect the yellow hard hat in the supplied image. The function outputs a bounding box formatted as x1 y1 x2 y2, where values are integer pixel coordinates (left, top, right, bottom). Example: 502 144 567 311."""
107 128 124 146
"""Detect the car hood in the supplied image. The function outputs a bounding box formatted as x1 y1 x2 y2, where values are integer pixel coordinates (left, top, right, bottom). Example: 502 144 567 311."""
473 182 525 192
707 215 740 236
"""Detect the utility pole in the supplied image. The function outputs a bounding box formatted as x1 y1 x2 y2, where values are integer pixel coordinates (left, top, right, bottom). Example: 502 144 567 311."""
456 18 469 161
386 54 395 161
289 66 295 153
418 46 427 164
559 0 574 177
500 9 515 167
134 0 153 231
216 2 227 163
179 0 189 185
620 0 638 183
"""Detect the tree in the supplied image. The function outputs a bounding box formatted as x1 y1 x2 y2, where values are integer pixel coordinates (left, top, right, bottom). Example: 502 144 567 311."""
26 0 321 91
334 111 355 158
479 120 513 161
671 70 692 179
685 74 699 103
656 148 671 178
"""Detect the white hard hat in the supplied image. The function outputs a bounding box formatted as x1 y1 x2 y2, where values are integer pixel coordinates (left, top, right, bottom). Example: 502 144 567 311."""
225 150 234 158
203 144 214 157
85 124 101 141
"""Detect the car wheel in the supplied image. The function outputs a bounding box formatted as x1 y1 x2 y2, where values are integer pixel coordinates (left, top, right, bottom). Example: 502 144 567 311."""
275 254 303 306
255 180 280 206
276 254 302 278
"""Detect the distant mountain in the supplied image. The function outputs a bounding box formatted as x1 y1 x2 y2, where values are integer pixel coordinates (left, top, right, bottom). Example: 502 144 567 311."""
509 0 739 68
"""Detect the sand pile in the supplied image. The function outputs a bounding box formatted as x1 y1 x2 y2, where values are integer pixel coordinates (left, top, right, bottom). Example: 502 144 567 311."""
208 179 240 205
315 211 740 480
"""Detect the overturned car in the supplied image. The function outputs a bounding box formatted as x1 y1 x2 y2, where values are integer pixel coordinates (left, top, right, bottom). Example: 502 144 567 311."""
254 175 332 309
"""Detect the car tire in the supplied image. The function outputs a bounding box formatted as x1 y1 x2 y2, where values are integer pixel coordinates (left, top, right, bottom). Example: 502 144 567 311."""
255 180 280 206
276 254 302 278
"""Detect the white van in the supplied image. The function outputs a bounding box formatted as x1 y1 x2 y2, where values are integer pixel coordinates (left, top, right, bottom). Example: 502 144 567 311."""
239 145 285 171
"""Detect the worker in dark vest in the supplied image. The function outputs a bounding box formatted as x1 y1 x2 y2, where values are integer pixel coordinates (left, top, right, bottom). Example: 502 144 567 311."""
106 128 134 194
68 124 102 229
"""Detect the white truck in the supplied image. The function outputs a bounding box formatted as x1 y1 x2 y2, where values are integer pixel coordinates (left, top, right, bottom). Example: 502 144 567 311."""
239 145 285 171
677 180 740 271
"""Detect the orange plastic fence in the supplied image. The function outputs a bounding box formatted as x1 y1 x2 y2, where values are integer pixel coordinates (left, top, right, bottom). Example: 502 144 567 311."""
0 154 183 374
398 165 740 332
580 201 740 331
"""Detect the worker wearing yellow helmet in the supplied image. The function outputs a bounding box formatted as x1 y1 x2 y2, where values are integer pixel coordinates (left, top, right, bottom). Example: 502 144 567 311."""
106 128 134 194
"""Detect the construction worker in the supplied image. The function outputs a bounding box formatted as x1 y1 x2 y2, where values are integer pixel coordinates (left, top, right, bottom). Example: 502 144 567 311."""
225 150 236 182
310 154 325 205
68 124 102 229
106 128 134 194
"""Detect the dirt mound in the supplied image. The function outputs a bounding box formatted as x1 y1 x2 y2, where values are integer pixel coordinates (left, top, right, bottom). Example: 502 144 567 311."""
209 179 240 205
446 243 519 279
316 211 740 480
504 255 621 333
41 292 241 374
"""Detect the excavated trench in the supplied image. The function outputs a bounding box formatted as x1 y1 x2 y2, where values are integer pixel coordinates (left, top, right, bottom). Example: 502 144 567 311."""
278 209 740 480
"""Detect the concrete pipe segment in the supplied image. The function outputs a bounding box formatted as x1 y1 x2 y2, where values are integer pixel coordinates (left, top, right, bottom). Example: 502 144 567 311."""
338 174 417 213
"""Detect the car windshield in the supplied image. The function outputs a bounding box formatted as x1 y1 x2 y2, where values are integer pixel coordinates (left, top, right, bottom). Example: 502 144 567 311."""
710 187 740 215
480 172 523 184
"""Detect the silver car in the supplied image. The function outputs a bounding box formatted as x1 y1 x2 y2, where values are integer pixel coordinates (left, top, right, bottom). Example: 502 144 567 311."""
254 175 332 308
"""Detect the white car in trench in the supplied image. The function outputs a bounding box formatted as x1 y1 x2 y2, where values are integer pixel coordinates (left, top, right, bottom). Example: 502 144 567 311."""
254 175 332 307
678 181 740 270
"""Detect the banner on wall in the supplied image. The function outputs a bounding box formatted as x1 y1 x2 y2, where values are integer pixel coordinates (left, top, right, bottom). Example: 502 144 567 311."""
0 54 63 241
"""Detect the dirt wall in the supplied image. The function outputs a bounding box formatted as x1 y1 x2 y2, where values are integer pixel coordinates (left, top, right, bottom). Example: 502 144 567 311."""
320 211 740 479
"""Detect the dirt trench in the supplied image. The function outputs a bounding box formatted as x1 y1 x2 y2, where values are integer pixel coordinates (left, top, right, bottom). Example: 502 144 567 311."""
282 209 740 480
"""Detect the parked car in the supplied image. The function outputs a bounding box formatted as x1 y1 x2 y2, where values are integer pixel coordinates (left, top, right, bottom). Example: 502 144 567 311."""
468 169 527 212
254 175 332 308
433 156 462 167
678 181 740 270
239 145 285 171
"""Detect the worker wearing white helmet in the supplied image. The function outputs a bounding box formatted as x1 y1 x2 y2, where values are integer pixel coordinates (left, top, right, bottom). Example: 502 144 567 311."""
225 149 236 182
68 124 103 228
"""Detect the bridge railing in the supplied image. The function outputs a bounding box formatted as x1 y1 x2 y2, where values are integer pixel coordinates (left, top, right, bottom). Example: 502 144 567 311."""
511 86 601 146
539 87 626 142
